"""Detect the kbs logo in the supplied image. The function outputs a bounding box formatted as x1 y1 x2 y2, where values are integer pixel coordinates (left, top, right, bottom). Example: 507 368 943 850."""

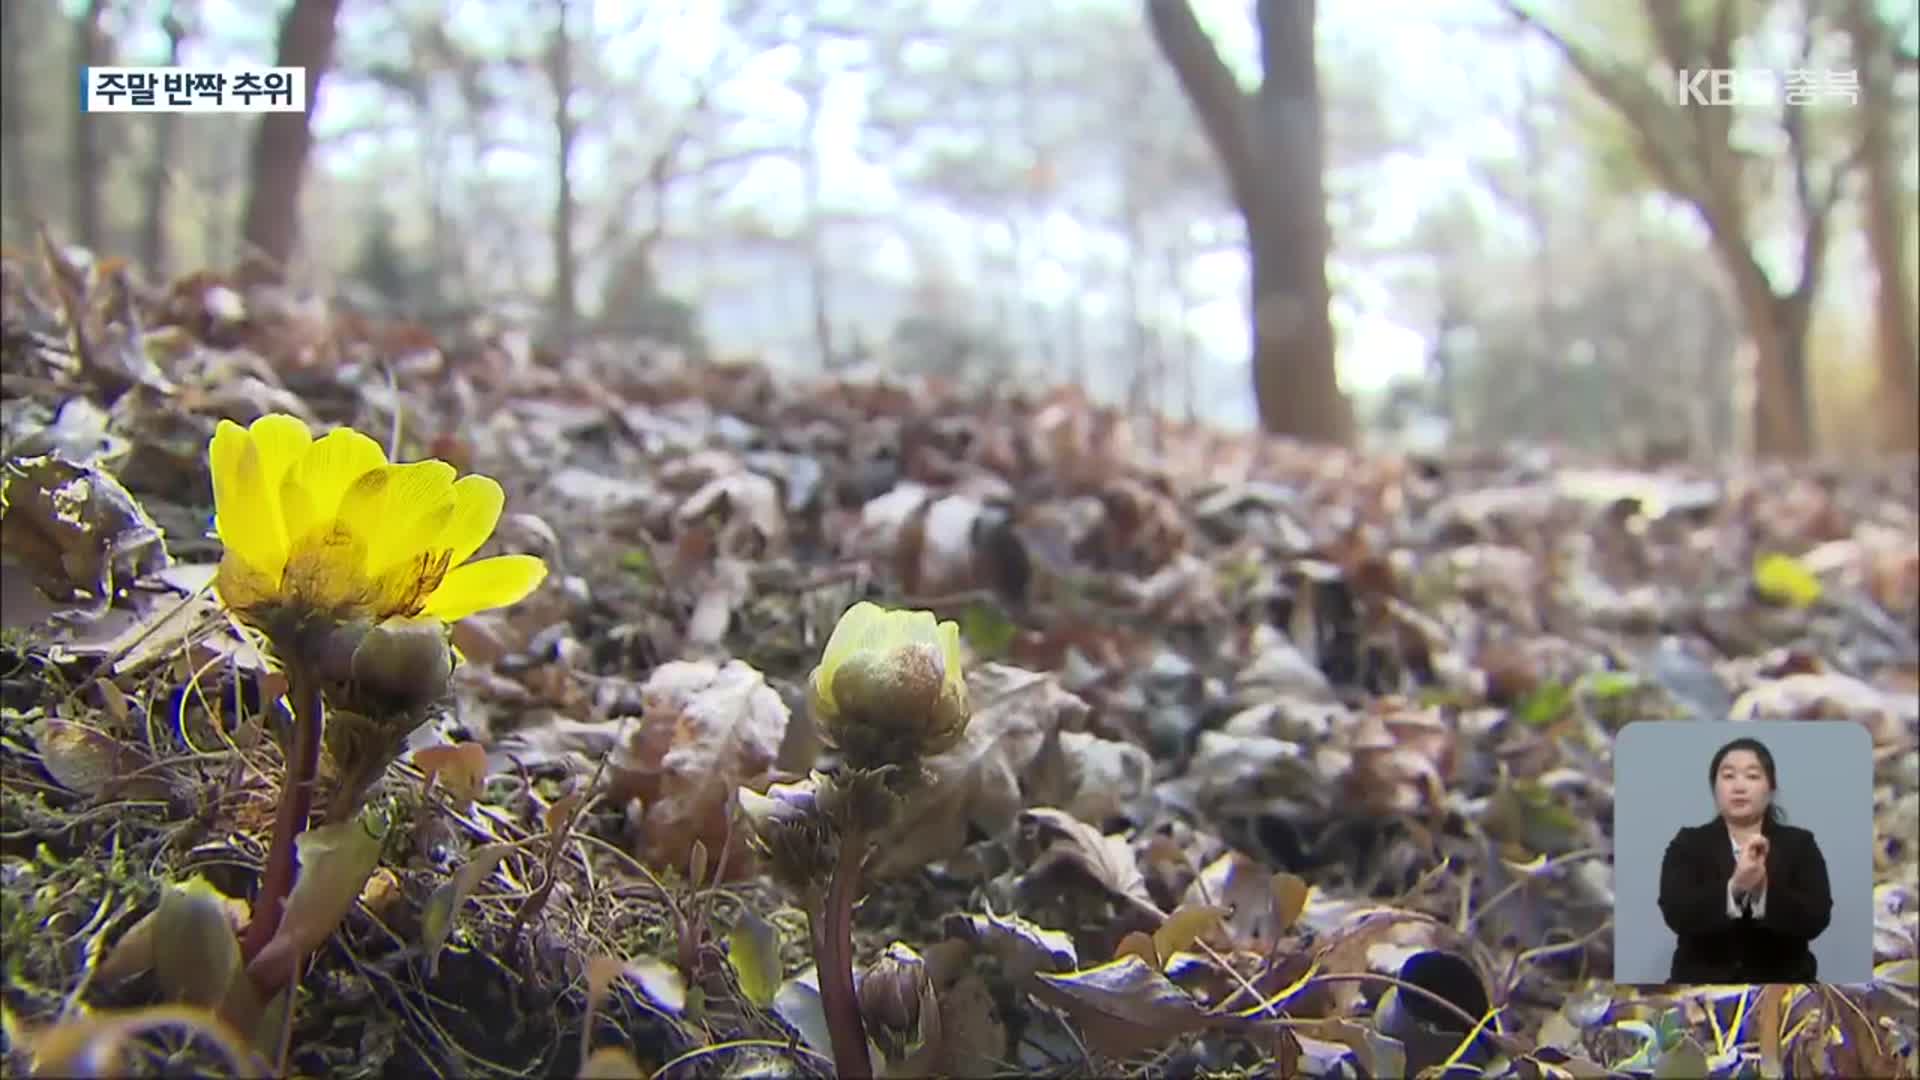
1667 68 1859 107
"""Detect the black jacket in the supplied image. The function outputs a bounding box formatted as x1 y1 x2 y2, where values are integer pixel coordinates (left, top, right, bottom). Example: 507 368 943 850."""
1658 817 1832 984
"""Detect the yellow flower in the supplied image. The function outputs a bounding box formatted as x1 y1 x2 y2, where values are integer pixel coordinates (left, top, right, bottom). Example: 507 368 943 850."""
209 414 547 629
809 602 970 768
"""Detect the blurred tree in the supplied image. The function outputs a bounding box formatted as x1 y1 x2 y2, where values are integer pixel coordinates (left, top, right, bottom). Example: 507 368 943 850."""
1502 0 1861 459
1843 0 1918 452
1146 0 1353 446
1 0 64 244
70 0 114 252
594 240 708 360
141 2 192 277
545 0 579 348
240 0 344 280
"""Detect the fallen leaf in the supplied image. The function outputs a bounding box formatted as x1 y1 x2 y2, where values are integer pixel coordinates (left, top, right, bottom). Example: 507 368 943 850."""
1113 931 1157 966
1018 807 1157 917
1151 904 1229 967
874 664 1089 874
589 954 688 1017
1028 956 1226 1060
0 453 171 609
934 973 1006 1076
29 716 161 799
611 659 792 876
413 743 490 810
942 908 1078 980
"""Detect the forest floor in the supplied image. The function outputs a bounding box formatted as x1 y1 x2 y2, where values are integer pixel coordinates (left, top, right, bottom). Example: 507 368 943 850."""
0 244 1915 1079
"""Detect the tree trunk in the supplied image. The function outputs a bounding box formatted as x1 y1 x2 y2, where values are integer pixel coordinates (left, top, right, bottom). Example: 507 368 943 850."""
239 0 343 279
70 0 111 251
547 0 578 350
799 38 834 369
2 0 47 239
142 9 188 278
1846 0 1919 452
1145 0 1351 445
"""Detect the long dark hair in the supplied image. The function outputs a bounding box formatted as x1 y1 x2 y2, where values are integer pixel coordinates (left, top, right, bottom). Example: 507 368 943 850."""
1707 736 1789 826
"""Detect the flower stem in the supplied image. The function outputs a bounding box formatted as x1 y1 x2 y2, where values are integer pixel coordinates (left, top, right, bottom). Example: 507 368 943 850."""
241 662 325 963
816 825 872 1080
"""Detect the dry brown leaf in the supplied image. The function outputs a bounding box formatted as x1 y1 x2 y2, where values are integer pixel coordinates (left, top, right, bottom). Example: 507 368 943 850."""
874 664 1088 874
413 743 489 810
942 908 1078 981
1299 907 1464 1018
1271 873 1311 933
610 659 791 875
1114 931 1157 967
1018 807 1157 917
29 715 167 800
934 973 1007 1076
1028 956 1229 1061
0 453 171 608
1151 904 1229 967
1183 852 1294 950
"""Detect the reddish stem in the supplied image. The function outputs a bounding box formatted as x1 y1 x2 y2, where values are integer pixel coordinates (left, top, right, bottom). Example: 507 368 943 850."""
817 827 872 1080
241 662 325 964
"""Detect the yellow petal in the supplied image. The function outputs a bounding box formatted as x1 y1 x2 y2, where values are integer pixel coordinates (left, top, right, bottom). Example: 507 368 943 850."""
246 414 313 494
335 461 458 576
368 548 454 619
213 549 280 615
209 420 287 578
283 427 387 542
421 555 548 622
438 475 505 567
937 618 964 691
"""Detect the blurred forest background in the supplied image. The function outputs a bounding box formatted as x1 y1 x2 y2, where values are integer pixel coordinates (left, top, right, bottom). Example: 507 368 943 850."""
2 0 1915 460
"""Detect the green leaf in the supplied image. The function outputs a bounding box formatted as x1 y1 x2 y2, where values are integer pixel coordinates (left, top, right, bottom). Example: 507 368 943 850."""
1578 671 1641 702
265 810 388 960
419 842 517 976
1653 1033 1710 1079
957 599 1017 659
1516 682 1573 728
1752 553 1823 609
151 877 244 1007
727 907 781 1009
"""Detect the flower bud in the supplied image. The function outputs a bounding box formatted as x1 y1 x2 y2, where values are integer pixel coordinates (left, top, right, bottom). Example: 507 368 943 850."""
350 616 455 713
857 942 939 1065
809 603 970 772
737 775 836 891
737 775 820 834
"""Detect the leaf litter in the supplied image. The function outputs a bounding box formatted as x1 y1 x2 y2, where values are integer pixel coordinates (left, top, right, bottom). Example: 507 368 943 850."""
0 245 1916 1077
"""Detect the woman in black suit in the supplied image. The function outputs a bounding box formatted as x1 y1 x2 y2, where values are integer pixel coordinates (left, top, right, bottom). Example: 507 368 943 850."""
1657 736 1832 984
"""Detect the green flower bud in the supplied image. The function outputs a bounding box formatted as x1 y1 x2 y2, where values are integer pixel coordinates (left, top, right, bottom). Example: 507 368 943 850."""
809 602 970 772
349 615 454 713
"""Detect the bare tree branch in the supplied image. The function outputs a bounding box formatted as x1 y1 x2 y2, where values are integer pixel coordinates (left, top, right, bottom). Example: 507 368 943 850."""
1143 0 1257 209
1496 1 1699 204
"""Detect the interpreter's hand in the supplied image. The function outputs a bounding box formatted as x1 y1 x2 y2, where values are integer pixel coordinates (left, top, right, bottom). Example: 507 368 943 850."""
1731 836 1768 894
